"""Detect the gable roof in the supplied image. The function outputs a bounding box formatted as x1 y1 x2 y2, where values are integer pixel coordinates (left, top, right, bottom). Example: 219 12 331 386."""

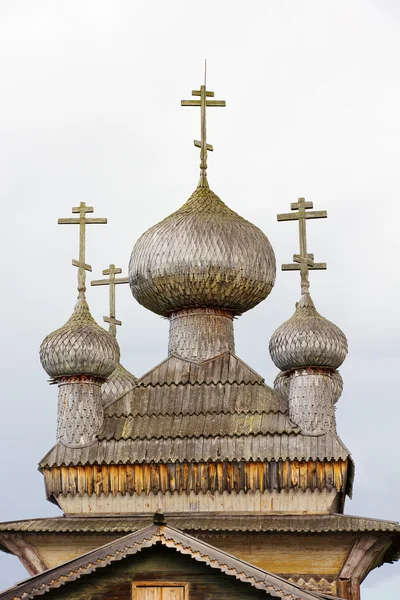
0 523 334 600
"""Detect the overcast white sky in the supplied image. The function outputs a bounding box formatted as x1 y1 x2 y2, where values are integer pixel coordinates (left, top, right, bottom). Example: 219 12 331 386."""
0 1 399 597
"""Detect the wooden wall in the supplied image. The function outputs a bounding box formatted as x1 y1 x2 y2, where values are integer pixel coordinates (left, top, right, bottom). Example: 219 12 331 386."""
42 544 276 600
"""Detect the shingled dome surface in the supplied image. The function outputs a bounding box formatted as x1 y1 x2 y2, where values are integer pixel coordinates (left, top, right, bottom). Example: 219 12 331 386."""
129 186 276 316
40 298 120 379
269 293 348 371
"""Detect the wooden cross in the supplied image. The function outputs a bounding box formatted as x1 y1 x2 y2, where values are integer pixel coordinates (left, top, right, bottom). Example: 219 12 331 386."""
58 202 107 298
181 62 226 187
277 197 327 294
91 264 129 337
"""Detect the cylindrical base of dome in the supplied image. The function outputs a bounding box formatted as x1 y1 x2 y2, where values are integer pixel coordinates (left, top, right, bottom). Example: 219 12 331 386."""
287 368 340 435
57 375 103 446
168 308 235 361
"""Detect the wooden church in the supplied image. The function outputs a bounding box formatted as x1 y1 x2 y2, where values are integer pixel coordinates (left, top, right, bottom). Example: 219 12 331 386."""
0 80 399 600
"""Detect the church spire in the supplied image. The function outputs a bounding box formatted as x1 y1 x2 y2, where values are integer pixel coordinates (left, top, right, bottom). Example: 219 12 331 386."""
181 62 226 188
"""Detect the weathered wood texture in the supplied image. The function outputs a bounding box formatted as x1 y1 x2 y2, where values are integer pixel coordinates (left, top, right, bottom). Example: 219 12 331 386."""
9 530 357 579
37 545 276 600
42 460 348 499
0 535 48 575
56 488 341 514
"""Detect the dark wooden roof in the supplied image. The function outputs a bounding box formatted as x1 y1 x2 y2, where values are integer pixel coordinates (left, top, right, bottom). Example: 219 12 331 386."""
40 432 352 466
39 352 352 471
1 514 399 535
0 523 333 600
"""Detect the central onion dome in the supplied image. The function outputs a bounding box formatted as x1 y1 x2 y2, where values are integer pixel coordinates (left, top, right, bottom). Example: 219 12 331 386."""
40 298 120 380
269 293 347 372
129 186 276 316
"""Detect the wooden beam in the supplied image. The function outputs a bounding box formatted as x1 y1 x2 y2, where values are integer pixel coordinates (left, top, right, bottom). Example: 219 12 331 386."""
337 534 393 599
0 534 49 575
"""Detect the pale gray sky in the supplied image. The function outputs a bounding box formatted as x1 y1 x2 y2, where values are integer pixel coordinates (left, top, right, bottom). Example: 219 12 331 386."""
0 1 399 597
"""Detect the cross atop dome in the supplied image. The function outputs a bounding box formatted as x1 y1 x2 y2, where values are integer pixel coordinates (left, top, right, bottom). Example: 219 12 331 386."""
91 264 129 337
58 202 107 299
181 61 226 188
277 197 327 295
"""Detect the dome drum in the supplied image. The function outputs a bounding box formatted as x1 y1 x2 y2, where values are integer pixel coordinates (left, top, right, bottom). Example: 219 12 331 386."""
168 307 235 361
274 367 343 404
287 369 339 436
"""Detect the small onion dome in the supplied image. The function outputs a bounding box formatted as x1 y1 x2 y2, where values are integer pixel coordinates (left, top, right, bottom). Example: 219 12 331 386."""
269 293 347 372
40 298 120 379
129 186 276 317
102 362 137 406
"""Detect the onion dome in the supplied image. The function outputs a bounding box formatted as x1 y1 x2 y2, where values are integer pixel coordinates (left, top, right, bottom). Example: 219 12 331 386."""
129 185 276 317
40 298 120 380
269 293 347 372
102 362 137 406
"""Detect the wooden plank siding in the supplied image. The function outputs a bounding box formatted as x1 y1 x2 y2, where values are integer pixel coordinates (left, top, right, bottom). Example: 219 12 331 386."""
42 459 348 499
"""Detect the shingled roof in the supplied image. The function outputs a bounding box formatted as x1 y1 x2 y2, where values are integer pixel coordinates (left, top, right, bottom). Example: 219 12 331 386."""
1 514 398 535
39 352 352 470
0 522 334 600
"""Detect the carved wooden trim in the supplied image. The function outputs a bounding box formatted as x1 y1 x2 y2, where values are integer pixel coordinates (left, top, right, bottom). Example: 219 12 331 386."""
0 534 48 575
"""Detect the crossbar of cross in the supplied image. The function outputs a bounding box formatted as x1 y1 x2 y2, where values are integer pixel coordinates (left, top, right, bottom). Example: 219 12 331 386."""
181 66 226 188
58 202 107 297
277 197 327 294
91 264 129 337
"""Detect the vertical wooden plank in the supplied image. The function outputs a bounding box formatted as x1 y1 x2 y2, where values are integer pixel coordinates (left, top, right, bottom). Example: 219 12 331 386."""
135 465 143 495
217 462 223 493
333 462 342 491
85 466 93 497
67 467 77 495
150 464 158 494
299 460 307 490
119 465 127 496
325 461 334 491
183 462 189 494
143 464 151 495
282 461 289 492
159 464 168 494
102 465 109 496
110 465 119 496
277 460 283 491
77 466 86 496
94 465 103 495
168 464 176 494
291 460 299 490
126 464 135 494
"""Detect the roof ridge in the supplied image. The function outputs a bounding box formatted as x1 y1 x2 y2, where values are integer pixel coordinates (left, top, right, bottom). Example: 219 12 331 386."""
104 407 288 418
100 431 301 442
135 380 264 388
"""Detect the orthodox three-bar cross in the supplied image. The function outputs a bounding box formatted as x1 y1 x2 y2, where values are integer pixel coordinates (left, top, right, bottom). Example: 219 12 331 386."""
91 265 129 337
58 202 107 298
181 64 226 187
277 197 327 295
